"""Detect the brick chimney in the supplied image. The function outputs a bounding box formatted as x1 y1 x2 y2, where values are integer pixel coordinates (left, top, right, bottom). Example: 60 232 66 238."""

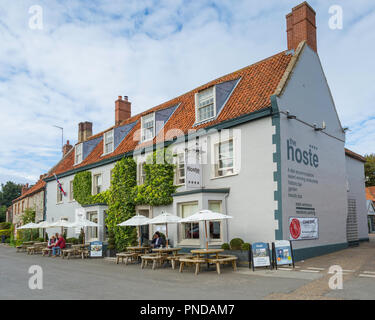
62 140 73 157
286 2 317 52
115 96 131 126
78 122 93 143
21 183 29 195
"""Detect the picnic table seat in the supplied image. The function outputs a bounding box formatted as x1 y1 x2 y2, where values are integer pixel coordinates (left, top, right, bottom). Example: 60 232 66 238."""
140 254 164 270
61 248 79 259
179 257 207 275
207 255 238 274
116 252 138 265
42 247 52 256
166 254 193 270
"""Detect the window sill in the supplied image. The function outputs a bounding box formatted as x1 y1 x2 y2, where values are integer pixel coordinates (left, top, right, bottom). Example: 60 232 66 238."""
56 202 64 205
178 239 200 246
210 172 238 180
101 151 113 157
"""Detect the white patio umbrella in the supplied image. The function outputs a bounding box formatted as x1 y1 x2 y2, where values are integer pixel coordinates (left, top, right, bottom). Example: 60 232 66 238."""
36 221 53 228
148 212 181 248
118 214 150 247
34 221 53 241
17 222 39 230
50 219 73 228
180 210 233 250
70 219 99 244
17 222 39 241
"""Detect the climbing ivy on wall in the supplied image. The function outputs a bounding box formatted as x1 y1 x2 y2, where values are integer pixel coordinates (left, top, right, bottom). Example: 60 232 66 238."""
73 171 93 205
134 148 176 206
105 157 138 251
72 148 176 251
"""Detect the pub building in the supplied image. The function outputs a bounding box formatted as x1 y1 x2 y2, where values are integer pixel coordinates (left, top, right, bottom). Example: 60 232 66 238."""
43 2 368 260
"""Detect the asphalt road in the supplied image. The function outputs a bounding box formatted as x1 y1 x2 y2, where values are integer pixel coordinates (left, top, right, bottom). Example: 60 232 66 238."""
0 245 307 300
2 238 375 300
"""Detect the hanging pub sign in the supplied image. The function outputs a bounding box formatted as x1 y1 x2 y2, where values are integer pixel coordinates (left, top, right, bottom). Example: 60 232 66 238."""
90 241 103 258
250 242 272 271
289 217 318 240
272 240 295 269
185 151 201 189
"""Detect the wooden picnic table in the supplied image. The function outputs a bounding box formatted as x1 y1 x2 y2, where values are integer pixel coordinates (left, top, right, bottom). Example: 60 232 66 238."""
152 248 181 256
190 248 224 259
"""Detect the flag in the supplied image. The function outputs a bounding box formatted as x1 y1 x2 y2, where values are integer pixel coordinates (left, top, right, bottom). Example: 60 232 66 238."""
54 173 66 196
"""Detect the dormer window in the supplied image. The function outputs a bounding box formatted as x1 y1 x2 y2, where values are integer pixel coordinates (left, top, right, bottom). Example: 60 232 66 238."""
104 130 114 155
195 86 216 123
141 113 155 142
75 143 83 165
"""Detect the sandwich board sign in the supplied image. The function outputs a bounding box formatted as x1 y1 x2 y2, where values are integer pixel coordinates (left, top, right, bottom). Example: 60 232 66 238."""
250 242 272 271
272 240 295 269
90 241 103 258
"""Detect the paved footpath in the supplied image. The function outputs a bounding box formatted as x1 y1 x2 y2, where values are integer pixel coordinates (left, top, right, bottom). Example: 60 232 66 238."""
1 237 375 300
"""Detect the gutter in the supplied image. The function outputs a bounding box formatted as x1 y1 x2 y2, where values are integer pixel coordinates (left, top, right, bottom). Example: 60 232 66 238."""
45 107 273 181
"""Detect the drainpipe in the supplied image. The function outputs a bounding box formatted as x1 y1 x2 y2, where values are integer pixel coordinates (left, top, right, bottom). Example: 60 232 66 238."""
224 193 230 243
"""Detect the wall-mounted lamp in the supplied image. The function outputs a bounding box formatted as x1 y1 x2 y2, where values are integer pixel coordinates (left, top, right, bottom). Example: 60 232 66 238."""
314 121 326 131
286 111 296 119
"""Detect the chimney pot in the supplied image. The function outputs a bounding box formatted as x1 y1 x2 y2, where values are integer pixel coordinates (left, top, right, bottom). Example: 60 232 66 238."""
78 121 93 143
115 95 131 126
63 140 73 157
286 1 317 52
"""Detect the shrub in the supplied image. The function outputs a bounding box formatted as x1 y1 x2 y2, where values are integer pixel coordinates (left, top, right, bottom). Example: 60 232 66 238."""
221 243 230 250
66 237 79 245
35 237 44 243
241 243 250 251
0 222 11 230
0 229 11 237
230 238 244 250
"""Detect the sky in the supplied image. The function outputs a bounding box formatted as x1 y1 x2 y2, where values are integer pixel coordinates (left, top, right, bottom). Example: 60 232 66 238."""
0 0 374 185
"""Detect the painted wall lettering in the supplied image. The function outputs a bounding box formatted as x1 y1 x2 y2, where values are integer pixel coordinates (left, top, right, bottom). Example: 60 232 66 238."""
287 138 319 168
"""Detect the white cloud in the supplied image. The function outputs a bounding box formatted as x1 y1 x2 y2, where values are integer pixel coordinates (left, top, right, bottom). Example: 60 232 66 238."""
0 0 374 184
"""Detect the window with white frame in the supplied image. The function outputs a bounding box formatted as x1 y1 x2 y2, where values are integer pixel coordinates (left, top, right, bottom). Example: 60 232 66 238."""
180 202 199 241
69 180 74 201
141 113 155 142
93 174 102 195
208 201 222 241
214 139 234 177
87 211 98 241
104 130 114 154
196 86 215 123
57 183 64 203
75 143 83 165
175 153 185 185
137 162 146 185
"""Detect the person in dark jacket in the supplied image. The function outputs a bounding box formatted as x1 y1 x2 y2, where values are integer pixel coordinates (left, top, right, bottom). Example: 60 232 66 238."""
151 232 165 248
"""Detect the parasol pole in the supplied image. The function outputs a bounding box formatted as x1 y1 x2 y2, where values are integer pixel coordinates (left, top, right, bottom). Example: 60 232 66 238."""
138 225 141 247
204 220 208 250
165 223 168 248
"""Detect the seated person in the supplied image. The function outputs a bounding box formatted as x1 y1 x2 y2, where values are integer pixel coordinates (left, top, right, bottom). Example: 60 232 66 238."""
47 235 56 248
151 231 165 249
52 234 66 257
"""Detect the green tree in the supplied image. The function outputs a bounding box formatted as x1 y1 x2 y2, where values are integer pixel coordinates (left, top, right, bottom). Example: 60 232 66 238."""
0 181 23 208
0 205 6 222
365 154 375 187
21 208 36 224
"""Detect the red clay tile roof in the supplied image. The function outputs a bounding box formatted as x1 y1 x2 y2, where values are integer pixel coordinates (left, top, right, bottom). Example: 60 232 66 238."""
13 179 46 203
47 50 294 178
345 148 366 163
366 187 375 202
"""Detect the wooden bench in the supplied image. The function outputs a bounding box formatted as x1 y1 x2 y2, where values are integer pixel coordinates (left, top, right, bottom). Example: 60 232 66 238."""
166 254 192 270
61 248 79 259
207 255 238 274
140 255 164 270
42 247 52 256
116 252 137 265
27 246 37 255
179 258 207 275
